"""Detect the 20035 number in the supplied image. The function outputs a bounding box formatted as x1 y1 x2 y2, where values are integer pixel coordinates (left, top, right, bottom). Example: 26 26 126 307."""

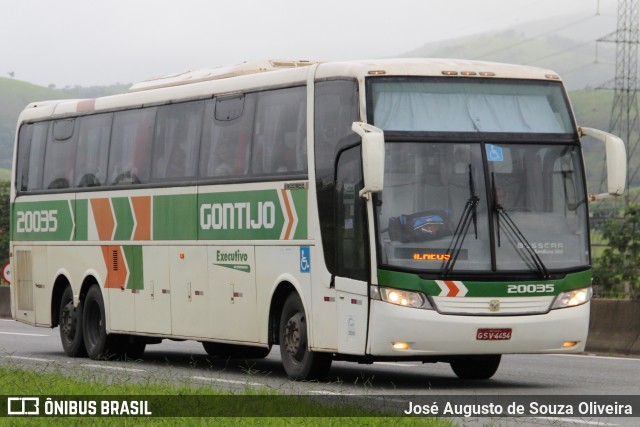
16 210 58 233
507 284 554 294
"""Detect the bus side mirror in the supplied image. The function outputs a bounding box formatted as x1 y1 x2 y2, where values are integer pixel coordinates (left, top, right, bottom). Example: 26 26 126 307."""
352 122 384 198
579 127 626 200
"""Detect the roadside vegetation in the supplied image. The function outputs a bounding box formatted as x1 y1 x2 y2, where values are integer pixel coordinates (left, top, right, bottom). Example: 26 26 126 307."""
592 203 640 299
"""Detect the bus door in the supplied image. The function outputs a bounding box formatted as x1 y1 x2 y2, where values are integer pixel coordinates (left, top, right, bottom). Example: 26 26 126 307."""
334 146 369 354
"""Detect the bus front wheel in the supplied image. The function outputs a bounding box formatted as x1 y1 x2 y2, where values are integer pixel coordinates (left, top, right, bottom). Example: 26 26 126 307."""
82 284 121 360
279 293 332 380
59 286 86 357
449 355 501 380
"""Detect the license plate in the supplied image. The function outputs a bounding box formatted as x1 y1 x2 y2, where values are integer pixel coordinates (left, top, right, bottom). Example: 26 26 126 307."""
476 328 512 341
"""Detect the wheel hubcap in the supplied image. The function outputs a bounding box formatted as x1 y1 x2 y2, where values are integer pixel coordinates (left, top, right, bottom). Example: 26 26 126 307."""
61 302 76 340
284 312 305 362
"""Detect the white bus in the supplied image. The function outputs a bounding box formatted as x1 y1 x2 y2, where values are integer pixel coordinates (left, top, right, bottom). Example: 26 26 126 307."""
10 59 626 380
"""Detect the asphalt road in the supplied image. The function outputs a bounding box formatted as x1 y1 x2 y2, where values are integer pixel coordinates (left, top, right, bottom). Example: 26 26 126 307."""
1 319 639 426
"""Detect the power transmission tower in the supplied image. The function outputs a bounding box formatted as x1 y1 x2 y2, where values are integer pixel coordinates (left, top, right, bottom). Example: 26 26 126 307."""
598 0 640 205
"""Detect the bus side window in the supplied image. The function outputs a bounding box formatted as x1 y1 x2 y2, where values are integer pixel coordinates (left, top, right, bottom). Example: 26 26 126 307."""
252 86 307 176
335 145 367 281
74 114 112 188
152 101 203 182
42 119 78 190
200 94 255 179
314 79 360 274
108 108 156 186
17 122 49 192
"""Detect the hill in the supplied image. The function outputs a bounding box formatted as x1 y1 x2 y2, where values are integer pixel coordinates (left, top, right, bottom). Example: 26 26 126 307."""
0 78 73 169
0 78 129 171
401 14 617 91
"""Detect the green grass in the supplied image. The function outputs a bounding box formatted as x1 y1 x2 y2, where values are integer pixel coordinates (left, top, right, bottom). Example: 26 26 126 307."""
0 366 451 426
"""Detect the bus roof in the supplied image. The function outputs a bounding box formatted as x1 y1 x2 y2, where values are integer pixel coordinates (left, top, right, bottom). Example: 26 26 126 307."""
17 58 563 123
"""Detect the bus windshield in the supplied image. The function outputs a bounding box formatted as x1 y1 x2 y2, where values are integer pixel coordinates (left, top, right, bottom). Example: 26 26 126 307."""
375 142 588 275
369 78 574 134
369 78 587 276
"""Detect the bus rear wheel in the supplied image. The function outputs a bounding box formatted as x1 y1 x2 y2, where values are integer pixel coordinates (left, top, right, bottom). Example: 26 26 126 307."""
449 355 501 380
82 284 122 360
59 286 86 357
279 293 332 380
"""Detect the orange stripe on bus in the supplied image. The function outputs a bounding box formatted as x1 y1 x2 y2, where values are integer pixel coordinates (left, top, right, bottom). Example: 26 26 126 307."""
131 196 151 240
90 198 115 241
444 280 460 297
102 246 128 289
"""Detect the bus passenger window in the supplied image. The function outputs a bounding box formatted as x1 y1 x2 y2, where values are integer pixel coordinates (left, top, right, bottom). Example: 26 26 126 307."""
314 79 360 274
200 94 255 179
43 119 78 190
252 86 307 176
75 114 112 188
335 145 367 281
152 101 203 182
108 108 156 186
16 122 48 192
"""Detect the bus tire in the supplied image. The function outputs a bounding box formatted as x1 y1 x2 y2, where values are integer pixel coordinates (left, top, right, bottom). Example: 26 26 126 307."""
449 355 501 380
202 342 271 359
59 286 87 357
279 293 332 380
82 284 121 360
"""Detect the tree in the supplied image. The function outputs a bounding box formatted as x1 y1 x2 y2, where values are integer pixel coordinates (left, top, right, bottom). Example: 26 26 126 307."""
592 205 640 299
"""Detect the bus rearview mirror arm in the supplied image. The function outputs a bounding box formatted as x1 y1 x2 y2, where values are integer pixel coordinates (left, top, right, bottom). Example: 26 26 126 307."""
352 122 385 199
579 127 627 201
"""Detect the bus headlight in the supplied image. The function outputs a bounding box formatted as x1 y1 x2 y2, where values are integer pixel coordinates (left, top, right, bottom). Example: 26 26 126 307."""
372 286 433 310
551 287 592 309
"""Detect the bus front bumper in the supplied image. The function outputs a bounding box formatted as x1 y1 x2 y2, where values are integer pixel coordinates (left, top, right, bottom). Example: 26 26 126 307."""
368 299 590 356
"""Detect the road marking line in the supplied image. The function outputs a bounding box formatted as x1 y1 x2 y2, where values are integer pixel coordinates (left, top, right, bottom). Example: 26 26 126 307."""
83 364 145 373
0 319 16 322
2 355 55 362
191 376 263 387
371 396 408 404
534 417 618 426
308 390 354 396
546 354 640 362
0 331 50 337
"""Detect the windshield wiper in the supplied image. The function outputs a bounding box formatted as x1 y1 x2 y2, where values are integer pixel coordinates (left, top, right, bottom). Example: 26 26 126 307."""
491 173 550 279
441 164 479 277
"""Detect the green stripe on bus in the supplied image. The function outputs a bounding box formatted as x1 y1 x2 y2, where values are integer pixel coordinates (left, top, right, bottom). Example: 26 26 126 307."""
153 194 198 240
112 197 135 241
376 269 592 297
122 245 144 290
198 190 285 240
291 188 308 240
12 200 75 241
12 187 309 242
75 199 88 241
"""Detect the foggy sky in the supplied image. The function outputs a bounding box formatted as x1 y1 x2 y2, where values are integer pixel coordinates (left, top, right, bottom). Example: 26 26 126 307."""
1 0 617 87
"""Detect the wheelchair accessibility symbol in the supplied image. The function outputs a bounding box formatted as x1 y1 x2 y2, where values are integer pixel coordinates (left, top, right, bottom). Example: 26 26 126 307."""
486 144 504 162
300 246 311 273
